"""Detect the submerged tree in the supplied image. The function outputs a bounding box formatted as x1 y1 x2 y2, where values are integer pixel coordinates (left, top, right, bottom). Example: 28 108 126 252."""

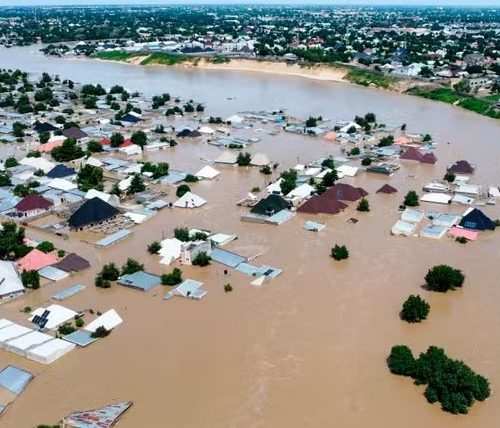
425 265 465 292
331 245 349 261
404 190 419 207
401 295 430 323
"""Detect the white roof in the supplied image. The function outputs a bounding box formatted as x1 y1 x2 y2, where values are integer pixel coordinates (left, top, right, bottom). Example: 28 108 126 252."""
86 156 104 167
198 126 215 134
118 175 133 191
420 193 452 204
122 163 142 175
209 233 236 246
26 338 75 364
0 319 14 329
266 178 283 194
336 165 359 177
84 309 123 333
488 186 500 198
0 324 33 347
118 144 142 155
6 330 54 356
20 157 55 173
175 279 204 297
214 151 237 164
124 212 148 224
30 304 78 330
48 135 66 143
0 261 24 297
174 191 207 208
250 153 270 166
286 183 314 200
303 167 322 176
340 122 361 133
84 189 119 205
226 114 244 124
196 165 220 179
159 238 182 265
391 220 417 236
47 178 77 192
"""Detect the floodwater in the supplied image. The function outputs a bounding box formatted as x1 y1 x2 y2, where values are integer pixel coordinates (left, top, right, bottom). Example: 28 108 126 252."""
1 45 500 428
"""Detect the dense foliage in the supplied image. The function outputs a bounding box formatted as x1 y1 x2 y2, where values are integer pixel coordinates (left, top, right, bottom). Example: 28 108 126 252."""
425 265 465 292
401 295 430 322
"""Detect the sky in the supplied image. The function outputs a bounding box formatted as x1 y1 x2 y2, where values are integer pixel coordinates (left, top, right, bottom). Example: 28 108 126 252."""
0 0 497 6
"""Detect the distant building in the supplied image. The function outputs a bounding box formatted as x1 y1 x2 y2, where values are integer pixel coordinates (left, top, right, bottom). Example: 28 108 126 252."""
14 195 53 218
466 76 489 90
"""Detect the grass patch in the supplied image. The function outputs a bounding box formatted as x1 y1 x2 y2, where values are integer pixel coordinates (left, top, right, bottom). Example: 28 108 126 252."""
207 55 231 64
92 51 140 61
345 68 395 89
140 53 193 66
408 86 500 119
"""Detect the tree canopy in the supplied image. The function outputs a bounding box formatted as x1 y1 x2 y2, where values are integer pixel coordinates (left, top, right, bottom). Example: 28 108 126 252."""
425 265 465 292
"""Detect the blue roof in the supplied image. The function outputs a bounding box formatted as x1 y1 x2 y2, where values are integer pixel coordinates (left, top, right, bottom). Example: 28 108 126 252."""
118 271 161 291
160 170 187 185
255 265 282 279
95 229 133 248
63 330 97 347
211 248 247 268
46 164 76 179
52 284 86 301
235 262 258 276
0 366 33 395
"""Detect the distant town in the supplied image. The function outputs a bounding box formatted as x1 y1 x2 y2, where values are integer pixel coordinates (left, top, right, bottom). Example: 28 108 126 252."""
1 5 499 118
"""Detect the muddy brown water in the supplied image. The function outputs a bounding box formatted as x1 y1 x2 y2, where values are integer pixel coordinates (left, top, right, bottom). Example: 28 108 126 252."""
0 45 500 427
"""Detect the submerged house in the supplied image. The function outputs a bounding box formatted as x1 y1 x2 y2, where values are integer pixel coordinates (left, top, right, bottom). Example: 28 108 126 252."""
325 183 368 202
180 240 212 265
14 195 53 218
0 261 25 299
68 197 119 230
250 194 291 217
459 208 496 231
297 193 347 215
46 164 76 179
376 184 398 194
448 160 475 174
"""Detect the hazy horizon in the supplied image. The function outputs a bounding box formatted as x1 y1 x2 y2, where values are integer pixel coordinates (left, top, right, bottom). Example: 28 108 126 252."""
0 1 498 7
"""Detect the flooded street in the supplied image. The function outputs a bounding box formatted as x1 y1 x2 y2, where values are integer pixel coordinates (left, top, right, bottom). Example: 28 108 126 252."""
1 45 500 428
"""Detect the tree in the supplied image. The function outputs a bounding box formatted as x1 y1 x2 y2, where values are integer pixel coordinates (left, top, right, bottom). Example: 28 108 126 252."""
422 134 432 142
260 165 272 175
361 157 372 166
77 165 103 192
176 184 190 198
401 295 430 323
13 184 37 197
322 170 338 187
305 116 318 128
184 174 199 183
87 140 103 153
0 222 30 260
388 345 490 414
51 138 84 162
36 241 54 253
236 152 251 167
91 326 111 338
364 112 376 123
0 172 11 187
131 130 147 147
404 190 419 207
57 322 76 335
99 263 120 281
147 241 161 254
21 270 40 289
387 345 416 376
161 267 183 285
110 132 124 148
280 169 297 195
348 147 361 156
378 135 394 147
75 318 84 328
331 245 349 261
443 171 455 183
357 198 370 212
224 283 233 293
5 157 18 168
174 227 190 242
425 265 465 292
192 251 211 267
121 258 144 275
127 174 146 195
95 276 111 288
12 122 26 138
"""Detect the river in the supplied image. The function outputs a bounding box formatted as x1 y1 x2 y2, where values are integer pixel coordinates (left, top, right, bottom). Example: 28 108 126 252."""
0 45 500 428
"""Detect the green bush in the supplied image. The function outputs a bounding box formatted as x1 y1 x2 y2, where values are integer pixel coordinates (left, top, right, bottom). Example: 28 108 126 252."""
224 283 233 293
75 318 84 328
356 198 370 212
192 251 211 267
99 263 120 281
91 326 111 338
331 245 349 261
176 184 191 198
404 190 419 207
57 322 76 335
425 265 464 292
388 345 490 414
95 276 111 288
121 258 144 275
21 270 40 289
36 241 54 253
147 241 161 254
401 295 430 323
161 268 183 286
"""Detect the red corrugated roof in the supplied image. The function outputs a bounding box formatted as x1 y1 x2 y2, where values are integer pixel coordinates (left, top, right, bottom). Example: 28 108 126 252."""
15 195 53 212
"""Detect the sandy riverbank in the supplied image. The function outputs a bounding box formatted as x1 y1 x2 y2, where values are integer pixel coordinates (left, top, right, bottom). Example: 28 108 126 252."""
183 59 350 83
